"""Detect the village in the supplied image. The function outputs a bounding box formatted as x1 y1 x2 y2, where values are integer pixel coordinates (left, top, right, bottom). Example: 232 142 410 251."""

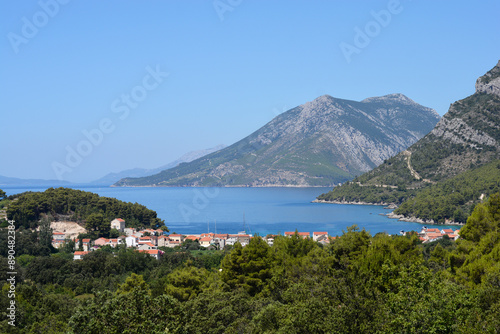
50 218 461 261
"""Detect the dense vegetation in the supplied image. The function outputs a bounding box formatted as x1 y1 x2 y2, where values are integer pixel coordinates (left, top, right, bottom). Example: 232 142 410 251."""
4 188 165 231
2 192 500 333
394 159 500 223
317 182 414 205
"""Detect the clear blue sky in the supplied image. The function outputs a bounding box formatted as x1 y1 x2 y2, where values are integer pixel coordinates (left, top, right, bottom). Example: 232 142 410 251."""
1 0 499 182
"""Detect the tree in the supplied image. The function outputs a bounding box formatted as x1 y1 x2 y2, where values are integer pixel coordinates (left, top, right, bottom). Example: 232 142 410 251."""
39 217 53 250
221 237 272 296
109 228 120 238
0 189 6 200
85 213 110 239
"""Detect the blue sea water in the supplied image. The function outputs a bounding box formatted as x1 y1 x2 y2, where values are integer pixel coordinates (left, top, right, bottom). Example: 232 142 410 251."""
2 185 458 236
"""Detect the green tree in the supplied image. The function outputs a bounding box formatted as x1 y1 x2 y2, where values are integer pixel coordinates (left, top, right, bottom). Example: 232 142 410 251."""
39 217 53 250
221 237 272 296
85 213 110 239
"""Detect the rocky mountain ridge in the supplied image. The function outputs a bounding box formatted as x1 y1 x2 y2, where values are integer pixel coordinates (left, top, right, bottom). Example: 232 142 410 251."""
114 93 439 187
318 60 500 223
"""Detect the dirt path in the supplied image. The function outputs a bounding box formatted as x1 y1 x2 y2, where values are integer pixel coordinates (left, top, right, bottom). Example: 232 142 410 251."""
402 150 434 184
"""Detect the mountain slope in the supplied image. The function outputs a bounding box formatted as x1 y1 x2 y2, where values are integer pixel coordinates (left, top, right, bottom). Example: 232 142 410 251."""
90 145 225 185
114 94 439 187
319 60 500 218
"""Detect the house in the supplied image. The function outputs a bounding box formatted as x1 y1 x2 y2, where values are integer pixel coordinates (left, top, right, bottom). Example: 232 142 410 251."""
169 234 184 243
52 239 66 249
125 235 138 248
313 232 328 242
52 232 66 240
226 236 238 246
140 249 162 260
74 238 92 251
110 218 126 232
157 235 170 247
138 242 157 250
285 231 310 239
107 238 123 248
94 237 108 247
73 251 90 260
199 237 213 248
315 234 330 244
138 236 157 246
424 232 444 243
184 235 199 242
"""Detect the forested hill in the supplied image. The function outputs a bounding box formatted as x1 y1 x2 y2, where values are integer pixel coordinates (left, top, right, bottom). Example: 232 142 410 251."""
5 187 165 230
318 60 500 222
114 93 439 187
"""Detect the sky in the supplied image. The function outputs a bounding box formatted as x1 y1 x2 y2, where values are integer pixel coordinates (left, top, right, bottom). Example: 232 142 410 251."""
1 0 499 183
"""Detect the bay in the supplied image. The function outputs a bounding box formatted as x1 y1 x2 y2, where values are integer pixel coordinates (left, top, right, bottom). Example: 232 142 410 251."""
2 185 457 236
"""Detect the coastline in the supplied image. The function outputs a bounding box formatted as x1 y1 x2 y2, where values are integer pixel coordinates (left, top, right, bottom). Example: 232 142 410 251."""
312 199 393 207
112 184 335 188
313 199 464 226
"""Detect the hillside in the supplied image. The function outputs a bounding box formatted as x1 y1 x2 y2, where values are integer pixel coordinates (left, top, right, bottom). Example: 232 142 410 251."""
5 187 165 231
319 60 500 221
115 94 439 187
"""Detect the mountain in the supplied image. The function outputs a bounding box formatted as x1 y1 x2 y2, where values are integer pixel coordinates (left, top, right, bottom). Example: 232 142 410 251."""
91 145 225 185
318 60 500 222
0 175 71 187
114 94 440 187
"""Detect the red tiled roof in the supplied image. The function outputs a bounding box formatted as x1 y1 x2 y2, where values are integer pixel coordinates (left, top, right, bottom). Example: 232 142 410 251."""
313 232 328 235
140 249 161 255
184 235 199 240
426 228 441 233
200 237 212 242
74 251 89 255
82 239 91 242
115 218 125 222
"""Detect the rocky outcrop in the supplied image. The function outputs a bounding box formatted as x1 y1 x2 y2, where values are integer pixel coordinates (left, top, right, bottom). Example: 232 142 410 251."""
475 60 500 97
431 115 497 147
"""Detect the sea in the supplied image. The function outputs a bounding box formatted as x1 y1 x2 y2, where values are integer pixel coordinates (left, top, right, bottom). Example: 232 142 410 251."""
2 185 458 236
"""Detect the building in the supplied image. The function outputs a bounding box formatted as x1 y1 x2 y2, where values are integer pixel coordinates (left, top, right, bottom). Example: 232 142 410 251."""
169 234 184 243
125 235 138 248
74 238 92 251
73 251 90 260
285 231 310 239
140 249 162 260
199 237 213 248
52 231 66 240
138 242 157 250
110 218 126 232
313 232 328 242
